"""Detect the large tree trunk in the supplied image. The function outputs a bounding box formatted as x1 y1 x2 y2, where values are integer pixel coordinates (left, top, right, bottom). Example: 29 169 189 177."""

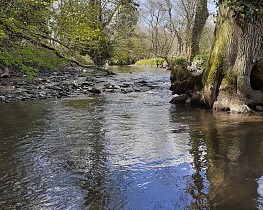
189 0 209 60
203 1 263 113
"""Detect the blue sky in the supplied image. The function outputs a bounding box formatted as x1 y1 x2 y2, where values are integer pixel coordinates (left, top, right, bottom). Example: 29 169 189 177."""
208 0 217 14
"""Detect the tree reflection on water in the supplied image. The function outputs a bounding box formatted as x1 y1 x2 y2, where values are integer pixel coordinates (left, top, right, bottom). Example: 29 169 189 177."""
173 106 263 209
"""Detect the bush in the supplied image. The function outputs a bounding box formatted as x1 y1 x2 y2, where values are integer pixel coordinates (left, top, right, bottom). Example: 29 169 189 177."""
193 51 209 62
135 58 166 66
170 56 187 65
191 51 210 74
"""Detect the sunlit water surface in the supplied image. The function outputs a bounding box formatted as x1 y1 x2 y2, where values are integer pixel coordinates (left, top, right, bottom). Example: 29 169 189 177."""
1 66 263 209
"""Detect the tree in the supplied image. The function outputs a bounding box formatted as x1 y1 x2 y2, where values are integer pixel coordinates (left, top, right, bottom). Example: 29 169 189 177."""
203 0 263 112
112 27 149 64
174 0 197 56
53 0 139 66
53 0 107 66
0 0 62 77
141 0 187 67
141 0 211 63
189 0 209 60
143 0 175 62
199 19 214 53
110 1 141 64
0 0 140 74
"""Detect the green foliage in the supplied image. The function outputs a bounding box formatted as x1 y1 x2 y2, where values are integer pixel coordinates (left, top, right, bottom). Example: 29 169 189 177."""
136 56 188 67
112 48 133 65
112 26 150 65
135 58 166 66
0 0 62 79
0 30 7 39
0 44 68 79
1 0 142 69
170 56 188 65
53 0 139 66
0 45 37 79
0 0 54 35
193 51 209 63
73 53 93 66
54 1 106 65
0 47 15 67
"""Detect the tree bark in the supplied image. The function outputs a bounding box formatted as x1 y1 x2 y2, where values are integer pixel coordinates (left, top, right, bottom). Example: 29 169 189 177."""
203 1 263 113
189 0 209 60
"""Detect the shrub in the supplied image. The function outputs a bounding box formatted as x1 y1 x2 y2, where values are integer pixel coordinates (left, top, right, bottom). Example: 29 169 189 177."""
135 58 166 66
194 51 209 62
170 56 187 65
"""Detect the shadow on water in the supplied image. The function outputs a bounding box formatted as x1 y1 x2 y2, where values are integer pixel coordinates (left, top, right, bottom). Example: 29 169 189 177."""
1 66 263 209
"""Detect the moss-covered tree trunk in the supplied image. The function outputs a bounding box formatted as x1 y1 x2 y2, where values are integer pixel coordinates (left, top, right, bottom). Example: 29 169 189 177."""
203 1 263 113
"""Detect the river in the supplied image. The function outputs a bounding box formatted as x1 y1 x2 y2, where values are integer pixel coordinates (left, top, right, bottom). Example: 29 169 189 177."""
1 66 263 209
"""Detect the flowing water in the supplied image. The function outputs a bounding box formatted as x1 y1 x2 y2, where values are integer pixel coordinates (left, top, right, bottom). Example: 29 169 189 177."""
1 66 263 210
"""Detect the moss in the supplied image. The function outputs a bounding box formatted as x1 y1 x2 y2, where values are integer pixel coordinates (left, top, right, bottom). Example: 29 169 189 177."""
170 63 190 82
222 70 236 86
206 54 224 84
0 42 69 79
203 12 232 87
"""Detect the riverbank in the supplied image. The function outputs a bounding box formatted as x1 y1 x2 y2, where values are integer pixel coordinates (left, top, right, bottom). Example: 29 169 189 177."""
0 66 164 103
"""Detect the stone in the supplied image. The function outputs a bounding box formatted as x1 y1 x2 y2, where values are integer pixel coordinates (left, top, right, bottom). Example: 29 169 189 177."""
170 94 188 104
256 106 263 111
77 77 87 82
0 96 6 101
88 87 101 94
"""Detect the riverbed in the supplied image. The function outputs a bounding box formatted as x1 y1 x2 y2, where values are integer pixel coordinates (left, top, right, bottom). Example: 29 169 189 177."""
1 66 263 209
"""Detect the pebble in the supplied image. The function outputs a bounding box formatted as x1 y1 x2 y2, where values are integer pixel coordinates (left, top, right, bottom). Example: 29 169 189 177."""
0 67 161 103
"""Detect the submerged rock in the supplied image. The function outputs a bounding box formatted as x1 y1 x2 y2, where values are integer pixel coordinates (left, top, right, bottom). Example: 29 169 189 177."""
170 94 188 104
